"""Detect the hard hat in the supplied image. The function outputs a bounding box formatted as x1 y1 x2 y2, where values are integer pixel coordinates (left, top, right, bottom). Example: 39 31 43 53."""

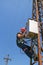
20 28 26 33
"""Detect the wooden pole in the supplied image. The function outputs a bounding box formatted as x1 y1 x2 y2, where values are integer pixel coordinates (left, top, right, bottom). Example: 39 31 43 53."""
4 54 11 65
35 0 42 65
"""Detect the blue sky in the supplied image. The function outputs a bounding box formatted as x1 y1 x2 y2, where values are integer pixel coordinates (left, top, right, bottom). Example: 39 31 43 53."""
0 0 38 65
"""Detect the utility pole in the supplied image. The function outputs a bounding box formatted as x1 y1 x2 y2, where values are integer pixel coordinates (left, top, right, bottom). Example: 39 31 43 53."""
32 0 43 65
35 0 42 65
16 0 43 65
4 54 11 65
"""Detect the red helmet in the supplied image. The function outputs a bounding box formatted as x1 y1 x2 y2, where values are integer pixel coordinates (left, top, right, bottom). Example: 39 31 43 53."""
20 28 26 33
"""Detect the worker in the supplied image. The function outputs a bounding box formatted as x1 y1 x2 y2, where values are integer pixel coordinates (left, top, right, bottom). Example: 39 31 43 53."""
16 32 38 61
16 32 25 47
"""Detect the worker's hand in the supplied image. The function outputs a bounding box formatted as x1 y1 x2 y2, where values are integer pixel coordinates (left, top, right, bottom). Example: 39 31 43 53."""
17 33 25 39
